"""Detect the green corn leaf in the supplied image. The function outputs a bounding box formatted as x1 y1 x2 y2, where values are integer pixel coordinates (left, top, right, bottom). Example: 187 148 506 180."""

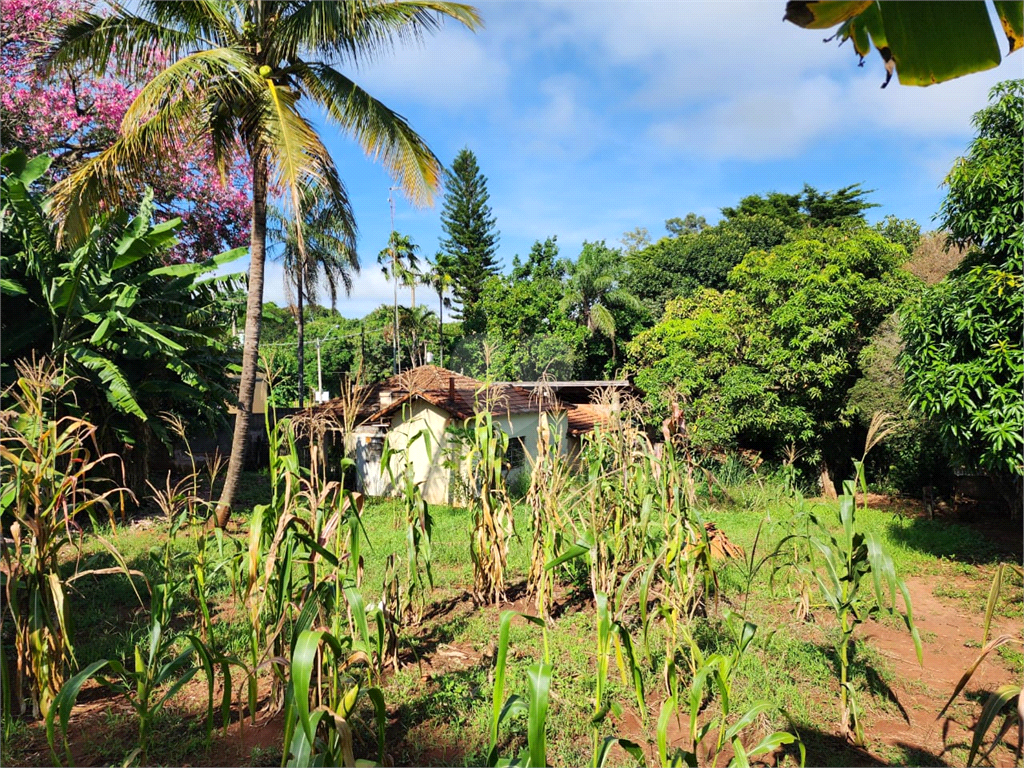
612 622 646 725
527 663 552 768
595 736 644 768
545 535 593 570
46 660 109 765
938 635 1019 720
896 578 924 665
729 737 749 768
365 686 388 764
982 564 1004 648
967 685 1021 767
344 587 372 655
724 702 771 743
743 730 799 761
657 696 676 767
864 532 898 610
291 629 325 747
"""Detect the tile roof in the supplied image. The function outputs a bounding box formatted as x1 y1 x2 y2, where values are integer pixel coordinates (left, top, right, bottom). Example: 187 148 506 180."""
321 365 563 424
565 403 613 436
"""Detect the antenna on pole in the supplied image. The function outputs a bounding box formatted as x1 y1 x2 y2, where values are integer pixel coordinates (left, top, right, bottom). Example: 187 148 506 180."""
389 186 400 376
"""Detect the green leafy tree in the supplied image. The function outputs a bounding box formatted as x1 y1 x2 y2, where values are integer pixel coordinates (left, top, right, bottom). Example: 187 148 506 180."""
481 238 586 380
0 150 243 495
785 1 1023 88
629 227 916 472
268 184 357 407
664 213 707 235
873 214 922 255
625 214 791 319
439 147 500 334
45 0 481 526
900 80 1023 484
721 183 877 229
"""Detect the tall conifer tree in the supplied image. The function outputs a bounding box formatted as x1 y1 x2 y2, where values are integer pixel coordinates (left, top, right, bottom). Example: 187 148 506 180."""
439 148 499 334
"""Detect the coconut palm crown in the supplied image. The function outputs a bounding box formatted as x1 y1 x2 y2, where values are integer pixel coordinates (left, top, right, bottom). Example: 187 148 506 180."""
44 0 481 525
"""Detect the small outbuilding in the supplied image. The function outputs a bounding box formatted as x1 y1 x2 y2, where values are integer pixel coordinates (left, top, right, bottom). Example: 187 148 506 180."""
324 365 567 506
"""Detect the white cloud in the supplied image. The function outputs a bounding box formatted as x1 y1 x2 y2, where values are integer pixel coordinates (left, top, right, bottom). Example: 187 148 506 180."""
353 24 508 109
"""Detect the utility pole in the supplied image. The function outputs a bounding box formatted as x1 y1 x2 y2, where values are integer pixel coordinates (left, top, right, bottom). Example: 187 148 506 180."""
389 186 400 375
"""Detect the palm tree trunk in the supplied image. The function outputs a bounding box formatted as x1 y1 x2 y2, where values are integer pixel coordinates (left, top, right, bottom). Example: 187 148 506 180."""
297 280 305 409
438 291 444 368
216 158 268 528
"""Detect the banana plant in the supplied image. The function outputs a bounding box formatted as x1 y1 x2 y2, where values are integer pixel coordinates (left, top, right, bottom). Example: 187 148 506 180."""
1 149 245 494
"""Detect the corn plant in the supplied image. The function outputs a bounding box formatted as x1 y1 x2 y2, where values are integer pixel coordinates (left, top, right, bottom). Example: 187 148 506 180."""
381 427 435 624
658 615 804 767
160 413 225 643
791 480 922 745
0 357 140 718
525 411 572 622
486 610 549 768
45 584 217 767
282 629 386 768
936 562 1024 767
465 409 515 605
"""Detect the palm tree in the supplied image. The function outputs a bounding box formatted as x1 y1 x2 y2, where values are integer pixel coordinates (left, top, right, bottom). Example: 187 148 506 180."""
377 230 420 372
268 183 357 408
424 251 456 367
562 241 644 370
398 304 437 367
45 0 481 526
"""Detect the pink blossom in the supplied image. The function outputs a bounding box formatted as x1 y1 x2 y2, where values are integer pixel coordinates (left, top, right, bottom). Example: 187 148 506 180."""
0 0 252 262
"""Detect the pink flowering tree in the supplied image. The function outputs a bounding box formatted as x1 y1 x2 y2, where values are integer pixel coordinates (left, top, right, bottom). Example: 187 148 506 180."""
0 0 250 261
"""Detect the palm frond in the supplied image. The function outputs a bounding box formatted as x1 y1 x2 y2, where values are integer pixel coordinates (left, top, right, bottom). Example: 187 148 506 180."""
142 0 239 47
50 96 204 245
590 303 617 340
44 9 194 82
298 62 442 206
120 47 258 131
271 1 481 64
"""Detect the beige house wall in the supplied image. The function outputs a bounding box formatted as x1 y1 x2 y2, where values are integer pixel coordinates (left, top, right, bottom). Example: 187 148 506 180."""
379 402 569 507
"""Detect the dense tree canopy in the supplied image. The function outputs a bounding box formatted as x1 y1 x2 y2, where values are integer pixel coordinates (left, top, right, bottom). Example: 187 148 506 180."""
900 80 1024 478
629 227 916 465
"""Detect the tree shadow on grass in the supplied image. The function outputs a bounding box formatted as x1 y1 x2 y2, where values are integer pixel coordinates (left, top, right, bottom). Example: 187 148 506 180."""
885 515 1007 565
781 724 953 767
372 665 490 767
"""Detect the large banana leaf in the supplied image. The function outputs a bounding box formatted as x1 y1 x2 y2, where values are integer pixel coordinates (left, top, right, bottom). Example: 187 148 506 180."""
785 1 1022 86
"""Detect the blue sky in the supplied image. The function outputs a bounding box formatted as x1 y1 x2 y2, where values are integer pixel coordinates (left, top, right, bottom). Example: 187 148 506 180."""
258 1 1015 316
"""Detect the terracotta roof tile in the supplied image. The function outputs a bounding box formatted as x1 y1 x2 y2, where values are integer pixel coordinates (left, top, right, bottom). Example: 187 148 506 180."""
565 403 612 436
320 365 562 424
